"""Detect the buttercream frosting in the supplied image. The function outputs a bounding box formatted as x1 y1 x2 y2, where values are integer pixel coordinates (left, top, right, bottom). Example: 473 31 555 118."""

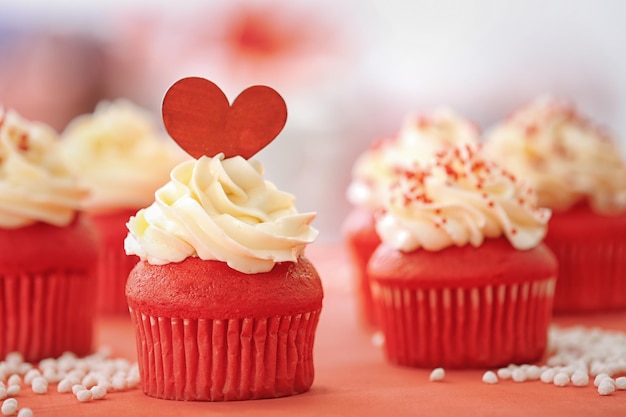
0 107 87 228
61 99 187 213
376 143 551 252
347 108 480 210
125 153 318 273
483 96 626 214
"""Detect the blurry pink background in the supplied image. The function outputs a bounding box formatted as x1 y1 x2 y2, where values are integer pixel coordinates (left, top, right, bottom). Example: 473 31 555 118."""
1 0 625 242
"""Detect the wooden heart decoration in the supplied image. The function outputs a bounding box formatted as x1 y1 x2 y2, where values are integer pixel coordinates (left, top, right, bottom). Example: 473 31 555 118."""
161 77 287 159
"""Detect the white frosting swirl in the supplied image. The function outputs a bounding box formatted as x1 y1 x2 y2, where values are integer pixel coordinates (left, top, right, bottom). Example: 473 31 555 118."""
347 108 479 210
125 154 318 273
483 96 626 213
376 144 551 252
61 99 187 213
0 108 87 228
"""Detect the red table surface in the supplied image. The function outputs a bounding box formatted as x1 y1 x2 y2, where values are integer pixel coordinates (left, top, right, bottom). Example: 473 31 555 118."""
16 244 626 416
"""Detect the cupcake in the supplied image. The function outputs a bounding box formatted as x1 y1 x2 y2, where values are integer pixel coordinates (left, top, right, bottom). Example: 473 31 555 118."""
368 143 557 368
483 96 626 313
60 99 186 315
0 107 98 361
124 78 323 401
344 108 480 328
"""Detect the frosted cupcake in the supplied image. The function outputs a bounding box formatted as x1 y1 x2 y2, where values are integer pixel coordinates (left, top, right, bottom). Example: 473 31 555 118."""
344 108 480 328
61 99 186 315
0 107 98 361
483 97 626 313
368 143 557 368
124 78 323 401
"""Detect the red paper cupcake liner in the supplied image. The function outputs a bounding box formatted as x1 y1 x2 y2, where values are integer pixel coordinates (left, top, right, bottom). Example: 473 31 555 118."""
95 246 138 315
372 278 556 368
0 272 94 362
129 308 321 401
548 239 626 313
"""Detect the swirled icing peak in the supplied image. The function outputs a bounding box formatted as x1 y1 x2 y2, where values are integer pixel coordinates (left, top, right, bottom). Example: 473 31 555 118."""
0 108 87 228
347 108 480 210
61 99 187 213
376 143 551 252
124 153 318 273
483 96 626 213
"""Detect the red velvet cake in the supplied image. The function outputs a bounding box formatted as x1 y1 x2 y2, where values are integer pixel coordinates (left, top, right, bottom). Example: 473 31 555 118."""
368 143 557 368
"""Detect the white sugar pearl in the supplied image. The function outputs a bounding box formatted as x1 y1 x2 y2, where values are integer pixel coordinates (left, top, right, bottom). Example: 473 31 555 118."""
71 384 86 395
526 365 541 380
81 374 98 389
111 376 127 391
553 372 570 387
540 369 556 384
598 379 616 396
1 398 18 416
482 371 498 384
75 389 93 402
6 386 19 397
371 332 385 348
0 388 6 401
90 385 107 400
5 353 23 365
497 368 512 380
23 370 40 385
429 368 445 382
511 368 527 382
31 377 48 394
594 373 611 387
57 379 73 393
615 376 626 390
16 409 32 417
571 370 589 387
6 376 20 387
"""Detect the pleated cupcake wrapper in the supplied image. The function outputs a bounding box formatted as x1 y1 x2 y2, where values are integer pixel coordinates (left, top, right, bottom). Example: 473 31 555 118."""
95 245 138 315
129 308 321 401
549 239 626 313
371 278 556 368
0 272 94 362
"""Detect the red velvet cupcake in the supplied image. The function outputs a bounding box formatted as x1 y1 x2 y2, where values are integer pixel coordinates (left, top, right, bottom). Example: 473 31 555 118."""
368 144 557 368
60 100 186 315
344 109 480 328
124 79 322 401
0 108 98 361
484 96 626 313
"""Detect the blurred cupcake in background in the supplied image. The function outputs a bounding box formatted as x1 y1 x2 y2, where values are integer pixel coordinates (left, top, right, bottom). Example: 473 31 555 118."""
368 143 557 368
483 96 626 313
343 108 480 329
60 99 187 315
0 107 98 361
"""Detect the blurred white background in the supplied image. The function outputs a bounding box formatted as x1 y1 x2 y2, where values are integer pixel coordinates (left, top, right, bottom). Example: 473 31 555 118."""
1 0 625 242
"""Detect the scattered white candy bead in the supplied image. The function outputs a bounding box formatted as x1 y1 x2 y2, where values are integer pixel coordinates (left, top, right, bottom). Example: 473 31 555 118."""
5 386 19 397
429 368 445 382
23 370 40 385
594 373 611 387
571 370 589 387
598 379 616 396
0 388 6 401
496 368 512 380
6 376 20 387
75 389 93 402
482 371 498 384
57 379 73 393
540 369 556 384
111 376 127 391
511 368 527 383
31 376 48 394
526 365 541 380
553 372 570 387
16 408 32 417
1 398 17 416
71 385 86 395
90 385 107 400
81 374 98 389
615 376 626 390
371 332 385 348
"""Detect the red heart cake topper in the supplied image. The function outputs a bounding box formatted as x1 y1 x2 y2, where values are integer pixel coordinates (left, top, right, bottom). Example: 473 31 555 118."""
161 77 287 159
